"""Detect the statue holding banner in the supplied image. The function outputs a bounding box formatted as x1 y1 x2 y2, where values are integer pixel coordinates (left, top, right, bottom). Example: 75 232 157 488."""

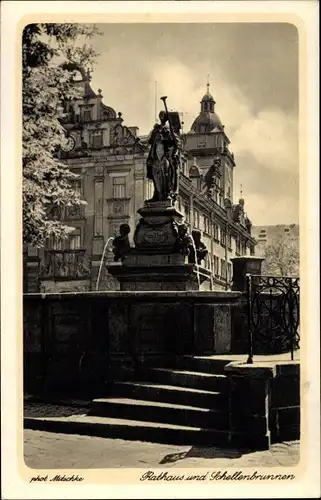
146 97 181 203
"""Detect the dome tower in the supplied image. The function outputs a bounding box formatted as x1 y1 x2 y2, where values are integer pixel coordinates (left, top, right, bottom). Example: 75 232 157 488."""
190 83 223 134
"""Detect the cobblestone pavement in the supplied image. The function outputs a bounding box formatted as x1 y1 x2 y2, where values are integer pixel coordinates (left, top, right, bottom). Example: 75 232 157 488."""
24 401 89 418
24 430 300 469
24 401 300 469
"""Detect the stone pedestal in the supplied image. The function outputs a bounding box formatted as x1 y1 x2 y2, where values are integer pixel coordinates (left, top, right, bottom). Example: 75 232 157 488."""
134 200 183 253
107 201 205 291
231 256 265 292
224 361 300 449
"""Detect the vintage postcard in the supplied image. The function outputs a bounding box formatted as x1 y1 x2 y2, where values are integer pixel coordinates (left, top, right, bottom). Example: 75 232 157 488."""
1 0 320 498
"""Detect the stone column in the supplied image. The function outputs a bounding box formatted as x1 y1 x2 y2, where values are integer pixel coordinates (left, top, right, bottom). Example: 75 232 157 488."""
231 256 264 292
224 361 300 449
224 362 272 450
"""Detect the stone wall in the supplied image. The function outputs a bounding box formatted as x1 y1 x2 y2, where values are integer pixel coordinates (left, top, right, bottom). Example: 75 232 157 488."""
270 364 300 442
39 280 91 293
23 290 241 396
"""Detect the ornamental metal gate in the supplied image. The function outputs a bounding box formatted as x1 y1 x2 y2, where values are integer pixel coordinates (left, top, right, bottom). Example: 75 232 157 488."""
246 275 300 363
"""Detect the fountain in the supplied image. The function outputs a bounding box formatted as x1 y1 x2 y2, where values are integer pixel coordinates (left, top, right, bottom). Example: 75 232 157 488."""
23 98 298 452
95 237 114 291
107 101 209 291
25 97 248 394
107 201 206 291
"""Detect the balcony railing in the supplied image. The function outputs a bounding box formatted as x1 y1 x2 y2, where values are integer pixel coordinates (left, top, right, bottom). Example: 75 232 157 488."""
40 250 90 279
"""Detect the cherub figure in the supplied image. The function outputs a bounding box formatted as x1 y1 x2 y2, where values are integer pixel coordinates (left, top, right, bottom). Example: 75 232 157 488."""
112 224 131 262
191 230 208 265
175 223 194 260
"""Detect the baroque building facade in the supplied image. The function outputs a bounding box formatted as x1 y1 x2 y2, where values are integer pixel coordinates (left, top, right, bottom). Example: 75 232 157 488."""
24 70 256 293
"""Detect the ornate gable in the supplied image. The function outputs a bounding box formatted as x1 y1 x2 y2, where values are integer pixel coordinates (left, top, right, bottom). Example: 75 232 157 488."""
110 124 146 155
111 124 136 146
100 101 117 120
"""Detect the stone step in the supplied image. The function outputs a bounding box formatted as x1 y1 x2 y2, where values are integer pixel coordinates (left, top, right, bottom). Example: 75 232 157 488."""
89 398 229 430
146 368 229 392
24 414 230 446
144 356 232 374
172 356 232 374
107 381 228 409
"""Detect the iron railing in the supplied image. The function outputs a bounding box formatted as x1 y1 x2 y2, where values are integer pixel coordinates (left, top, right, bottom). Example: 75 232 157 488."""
246 274 300 363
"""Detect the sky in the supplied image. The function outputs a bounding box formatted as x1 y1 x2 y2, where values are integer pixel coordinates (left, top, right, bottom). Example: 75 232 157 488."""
87 23 299 226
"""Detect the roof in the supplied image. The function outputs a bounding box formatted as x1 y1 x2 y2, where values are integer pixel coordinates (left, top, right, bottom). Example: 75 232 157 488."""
83 80 97 98
252 224 300 242
201 91 215 103
190 111 223 134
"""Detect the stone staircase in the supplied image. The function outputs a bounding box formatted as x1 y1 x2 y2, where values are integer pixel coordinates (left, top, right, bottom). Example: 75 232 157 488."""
86 356 233 445
25 353 300 450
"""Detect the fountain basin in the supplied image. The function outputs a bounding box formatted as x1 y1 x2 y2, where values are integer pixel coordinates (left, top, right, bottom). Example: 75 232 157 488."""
24 289 241 395
107 260 210 291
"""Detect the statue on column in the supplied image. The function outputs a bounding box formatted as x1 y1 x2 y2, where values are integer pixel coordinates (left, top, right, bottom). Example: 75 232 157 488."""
146 97 181 203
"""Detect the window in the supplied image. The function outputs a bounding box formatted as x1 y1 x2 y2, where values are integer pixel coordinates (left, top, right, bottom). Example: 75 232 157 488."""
69 230 81 249
47 230 81 250
146 180 154 201
47 235 63 250
236 238 241 254
227 232 232 248
220 258 226 279
92 131 103 149
213 189 218 204
184 202 190 222
194 210 200 228
204 217 210 234
113 176 126 198
66 180 83 218
220 228 226 245
213 224 220 241
213 255 219 275
227 262 232 282
83 109 92 122
71 180 81 195
94 180 104 236
192 209 198 228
